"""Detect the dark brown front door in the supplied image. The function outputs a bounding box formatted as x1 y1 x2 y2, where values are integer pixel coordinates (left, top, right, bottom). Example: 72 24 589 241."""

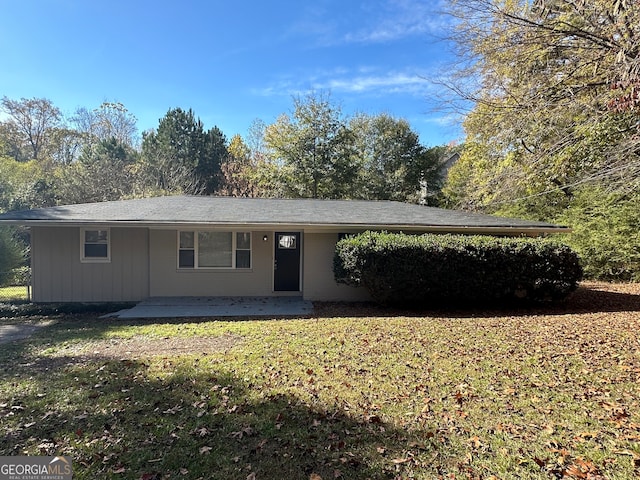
274 232 301 291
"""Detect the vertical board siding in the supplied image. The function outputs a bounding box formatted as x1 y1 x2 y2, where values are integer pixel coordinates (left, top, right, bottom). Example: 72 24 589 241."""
31 226 149 302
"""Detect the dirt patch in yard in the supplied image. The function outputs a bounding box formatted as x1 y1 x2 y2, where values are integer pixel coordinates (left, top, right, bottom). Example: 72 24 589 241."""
95 334 242 358
11 334 243 373
49 334 243 361
0 320 55 344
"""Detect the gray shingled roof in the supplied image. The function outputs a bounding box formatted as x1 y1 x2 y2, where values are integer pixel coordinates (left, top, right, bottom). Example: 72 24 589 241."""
0 196 568 234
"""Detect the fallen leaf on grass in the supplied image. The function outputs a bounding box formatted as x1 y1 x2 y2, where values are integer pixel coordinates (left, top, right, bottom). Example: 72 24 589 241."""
193 427 209 437
230 425 255 439
140 473 161 480
468 436 482 448
162 405 182 415
533 457 547 468
575 431 599 441
614 449 640 459
563 458 604 479
199 445 212 455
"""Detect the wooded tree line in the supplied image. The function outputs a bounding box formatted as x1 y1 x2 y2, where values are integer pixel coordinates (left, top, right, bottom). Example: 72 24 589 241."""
440 0 640 280
0 93 448 214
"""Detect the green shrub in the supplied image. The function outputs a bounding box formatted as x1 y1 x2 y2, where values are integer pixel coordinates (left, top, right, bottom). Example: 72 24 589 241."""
334 232 582 306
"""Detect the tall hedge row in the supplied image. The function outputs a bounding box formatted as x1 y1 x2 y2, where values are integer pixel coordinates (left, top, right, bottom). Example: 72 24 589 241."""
334 232 582 306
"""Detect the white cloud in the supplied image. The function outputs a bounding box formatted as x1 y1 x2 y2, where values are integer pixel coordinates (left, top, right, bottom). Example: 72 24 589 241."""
421 112 463 127
322 71 428 94
252 67 437 99
340 0 452 45
287 0 452 48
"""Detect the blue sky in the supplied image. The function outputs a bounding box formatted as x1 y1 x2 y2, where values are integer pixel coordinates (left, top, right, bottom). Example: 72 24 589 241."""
0 0 461 147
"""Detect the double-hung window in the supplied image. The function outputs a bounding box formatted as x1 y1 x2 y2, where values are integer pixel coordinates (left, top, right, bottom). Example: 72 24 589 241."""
179 231 251 269
81 228 110 262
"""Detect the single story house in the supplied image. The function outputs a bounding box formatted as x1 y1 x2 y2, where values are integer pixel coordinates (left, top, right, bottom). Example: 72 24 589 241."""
0 196 569 303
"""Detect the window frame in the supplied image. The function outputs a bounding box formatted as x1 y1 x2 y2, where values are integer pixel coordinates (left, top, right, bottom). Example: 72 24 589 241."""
80 227 111 263
177 230 252 270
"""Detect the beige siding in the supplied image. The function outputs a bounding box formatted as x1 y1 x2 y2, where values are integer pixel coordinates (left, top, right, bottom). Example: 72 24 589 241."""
149 230 275 297
30 227 370 302
31 227 149 302
302 233 371 302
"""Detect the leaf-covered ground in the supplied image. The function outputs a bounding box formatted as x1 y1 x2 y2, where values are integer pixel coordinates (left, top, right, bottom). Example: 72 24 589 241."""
1 283 639 479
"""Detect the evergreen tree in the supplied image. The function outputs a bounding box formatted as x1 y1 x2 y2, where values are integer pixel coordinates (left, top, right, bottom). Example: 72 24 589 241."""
141 108 228 194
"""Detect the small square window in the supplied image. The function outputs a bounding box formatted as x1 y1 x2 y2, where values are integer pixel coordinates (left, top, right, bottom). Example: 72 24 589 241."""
81 228 110 262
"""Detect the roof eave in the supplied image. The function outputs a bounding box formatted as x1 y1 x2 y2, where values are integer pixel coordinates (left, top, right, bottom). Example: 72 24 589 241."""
0 219 571 235
304 224 570 235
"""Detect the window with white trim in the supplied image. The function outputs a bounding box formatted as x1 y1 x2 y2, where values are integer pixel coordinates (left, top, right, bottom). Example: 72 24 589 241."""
81 228 110 262
178 231 251 269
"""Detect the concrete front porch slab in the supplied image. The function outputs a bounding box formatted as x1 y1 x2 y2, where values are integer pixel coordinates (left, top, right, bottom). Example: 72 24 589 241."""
107 296 314 319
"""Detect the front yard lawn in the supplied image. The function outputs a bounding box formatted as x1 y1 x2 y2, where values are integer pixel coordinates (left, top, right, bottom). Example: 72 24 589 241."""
0 285 29 301
1 283 639 479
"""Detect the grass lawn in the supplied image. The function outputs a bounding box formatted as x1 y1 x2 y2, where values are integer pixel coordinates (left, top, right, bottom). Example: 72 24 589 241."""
0 285 28 301
1 283 639 479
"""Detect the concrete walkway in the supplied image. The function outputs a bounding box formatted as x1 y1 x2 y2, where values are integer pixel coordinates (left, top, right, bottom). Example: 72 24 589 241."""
106 296 314 319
